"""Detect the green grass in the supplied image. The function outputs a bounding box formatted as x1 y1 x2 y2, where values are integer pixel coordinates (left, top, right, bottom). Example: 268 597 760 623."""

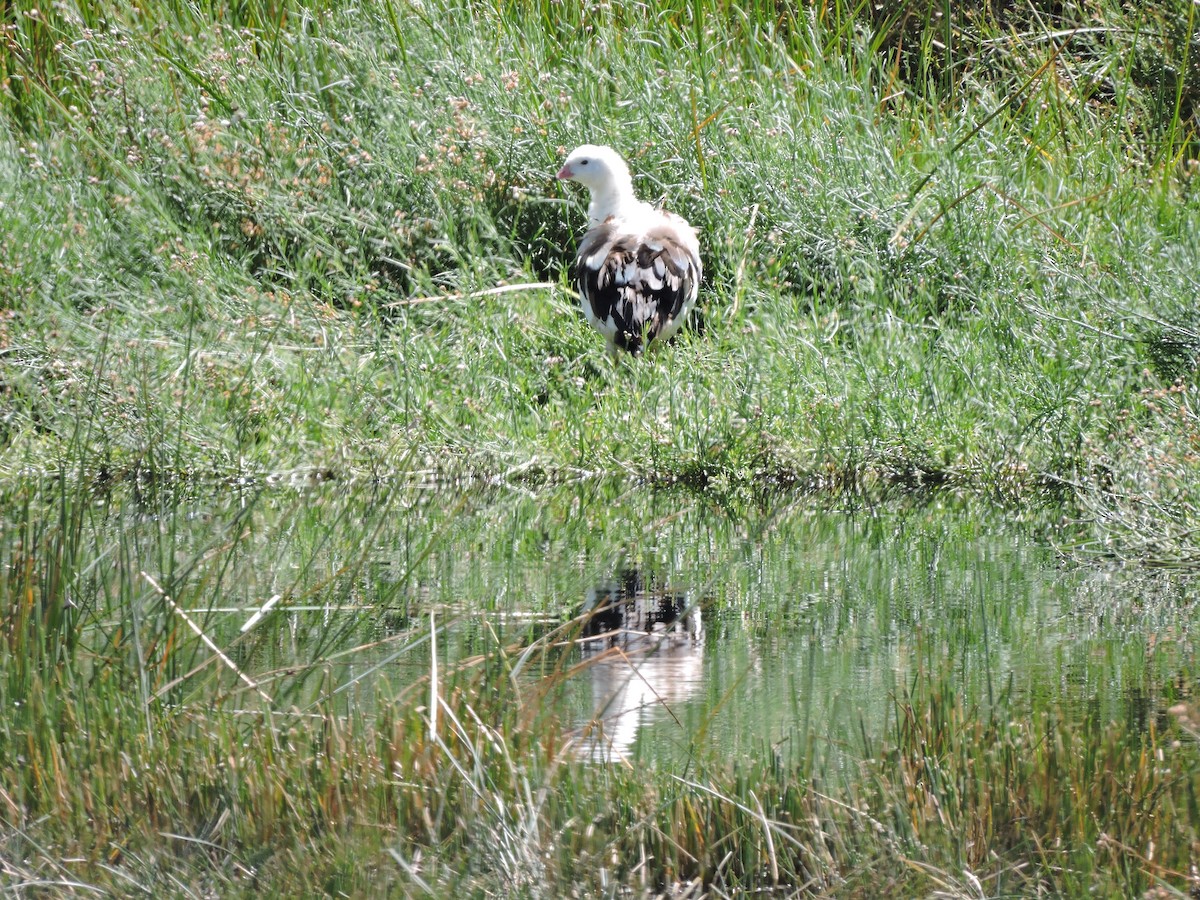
3 477 1199 896
3 0 1200 894
1 0 1196 562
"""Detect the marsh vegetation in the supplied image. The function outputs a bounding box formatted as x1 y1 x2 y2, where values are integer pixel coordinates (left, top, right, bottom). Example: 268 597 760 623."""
3 0 1200 895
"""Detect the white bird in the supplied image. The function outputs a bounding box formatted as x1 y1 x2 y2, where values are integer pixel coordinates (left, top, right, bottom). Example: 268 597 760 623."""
556 145 702 355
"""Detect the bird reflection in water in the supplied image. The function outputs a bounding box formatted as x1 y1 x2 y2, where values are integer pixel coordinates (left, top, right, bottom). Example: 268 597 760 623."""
573 568 704 763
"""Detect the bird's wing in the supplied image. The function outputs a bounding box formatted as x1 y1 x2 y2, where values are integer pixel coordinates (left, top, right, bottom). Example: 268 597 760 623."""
574 218 700 352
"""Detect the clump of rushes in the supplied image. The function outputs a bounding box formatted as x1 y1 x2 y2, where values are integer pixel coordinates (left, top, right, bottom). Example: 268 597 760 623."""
4 518 1198 899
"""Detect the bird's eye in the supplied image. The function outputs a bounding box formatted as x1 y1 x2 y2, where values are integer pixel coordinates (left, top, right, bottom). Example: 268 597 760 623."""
579 159 589 166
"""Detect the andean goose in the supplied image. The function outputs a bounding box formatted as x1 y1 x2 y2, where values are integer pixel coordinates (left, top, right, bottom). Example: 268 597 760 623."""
556 145 701 355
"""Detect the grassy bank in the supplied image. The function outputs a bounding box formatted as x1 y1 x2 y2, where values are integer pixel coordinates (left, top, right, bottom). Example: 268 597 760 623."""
3 0 1200 895
0 0 1196 560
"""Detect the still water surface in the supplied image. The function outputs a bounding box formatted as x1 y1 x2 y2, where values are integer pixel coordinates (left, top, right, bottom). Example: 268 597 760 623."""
81 479 1198 764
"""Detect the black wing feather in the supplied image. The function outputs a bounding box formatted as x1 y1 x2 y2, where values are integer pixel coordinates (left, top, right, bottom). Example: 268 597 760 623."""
574 224 698 353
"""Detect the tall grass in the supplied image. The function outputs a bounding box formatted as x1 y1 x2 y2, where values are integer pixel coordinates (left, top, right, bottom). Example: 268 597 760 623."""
3 0 1200 894
3 477 1198 896
1 0 1195 529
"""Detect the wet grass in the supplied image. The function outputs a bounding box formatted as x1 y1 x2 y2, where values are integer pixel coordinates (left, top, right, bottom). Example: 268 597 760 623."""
4 478 1200 896
2 0 1200 895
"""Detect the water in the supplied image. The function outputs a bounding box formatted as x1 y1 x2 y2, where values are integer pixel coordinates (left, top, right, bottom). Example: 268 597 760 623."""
36 478 1200 763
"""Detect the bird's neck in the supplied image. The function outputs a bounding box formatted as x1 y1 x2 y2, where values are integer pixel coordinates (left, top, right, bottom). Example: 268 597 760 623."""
587 177 640 226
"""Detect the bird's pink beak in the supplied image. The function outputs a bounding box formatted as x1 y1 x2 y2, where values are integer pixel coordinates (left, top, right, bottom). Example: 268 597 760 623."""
556 164 573 181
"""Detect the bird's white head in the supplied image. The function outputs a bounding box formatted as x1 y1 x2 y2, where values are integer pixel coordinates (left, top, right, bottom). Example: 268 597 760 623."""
556 144 629 191
557 144 638 224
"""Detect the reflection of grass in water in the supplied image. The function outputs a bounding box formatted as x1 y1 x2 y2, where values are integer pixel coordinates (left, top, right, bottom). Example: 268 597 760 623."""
2 478 1198 895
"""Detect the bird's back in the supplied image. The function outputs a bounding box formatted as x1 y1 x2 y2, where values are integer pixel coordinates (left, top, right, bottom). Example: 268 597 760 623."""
574 212 701 354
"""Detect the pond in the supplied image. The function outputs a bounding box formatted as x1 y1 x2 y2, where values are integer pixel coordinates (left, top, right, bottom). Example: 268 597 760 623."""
57 477 1197 769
